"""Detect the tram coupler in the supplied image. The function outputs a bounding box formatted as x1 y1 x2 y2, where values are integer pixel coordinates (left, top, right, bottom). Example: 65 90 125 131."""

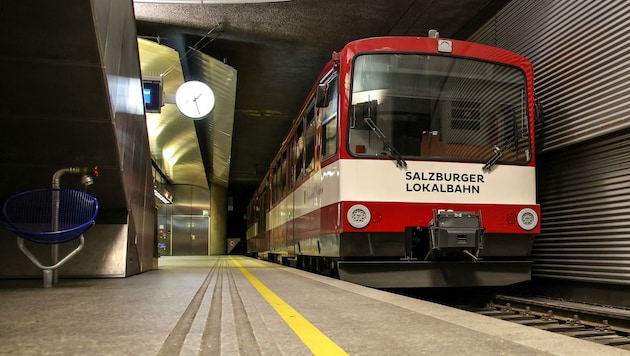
427 210 484 260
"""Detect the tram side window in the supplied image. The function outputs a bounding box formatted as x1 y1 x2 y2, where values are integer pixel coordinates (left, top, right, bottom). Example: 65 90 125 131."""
258 187 268 232
280 153 287 196
321 76 338 160
320 77 338 120
272 164 279 203
294 118 305 184
322 116 337 160
304 104 316 176
271 151 287 203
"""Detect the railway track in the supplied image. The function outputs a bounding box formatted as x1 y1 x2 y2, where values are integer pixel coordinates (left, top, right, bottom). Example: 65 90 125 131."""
461 295 630 350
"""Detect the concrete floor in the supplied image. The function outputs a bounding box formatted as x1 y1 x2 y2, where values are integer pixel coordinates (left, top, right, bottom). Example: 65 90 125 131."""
0 255 628 355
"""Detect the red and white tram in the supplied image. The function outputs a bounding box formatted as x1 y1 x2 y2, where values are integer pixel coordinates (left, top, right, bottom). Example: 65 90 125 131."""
246 34 540 288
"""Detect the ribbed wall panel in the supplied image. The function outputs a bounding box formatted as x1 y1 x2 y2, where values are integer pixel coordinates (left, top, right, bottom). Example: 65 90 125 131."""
469 1 630 285
469 0 630 152
535 128 630 284
191 50 237 188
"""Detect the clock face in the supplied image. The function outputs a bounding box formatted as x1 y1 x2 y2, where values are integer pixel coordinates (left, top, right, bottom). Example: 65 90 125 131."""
175 80 215 119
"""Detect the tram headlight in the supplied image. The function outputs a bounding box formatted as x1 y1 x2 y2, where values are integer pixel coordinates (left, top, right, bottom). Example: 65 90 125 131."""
517 208 538 231
347 204 371 229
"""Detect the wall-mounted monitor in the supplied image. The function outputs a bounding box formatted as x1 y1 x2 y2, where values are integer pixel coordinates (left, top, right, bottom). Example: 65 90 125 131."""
143 77 163 113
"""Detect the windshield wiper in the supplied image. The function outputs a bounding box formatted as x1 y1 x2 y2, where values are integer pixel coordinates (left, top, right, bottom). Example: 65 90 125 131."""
483 145 502 172
484 108 522 172
363 117 407 169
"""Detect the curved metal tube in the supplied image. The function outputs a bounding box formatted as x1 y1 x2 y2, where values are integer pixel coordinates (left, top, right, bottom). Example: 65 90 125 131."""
50 167 92 284
52 167 82 189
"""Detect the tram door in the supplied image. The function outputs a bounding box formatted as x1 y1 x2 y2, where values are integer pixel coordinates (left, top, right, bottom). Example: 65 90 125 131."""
171 215 209 255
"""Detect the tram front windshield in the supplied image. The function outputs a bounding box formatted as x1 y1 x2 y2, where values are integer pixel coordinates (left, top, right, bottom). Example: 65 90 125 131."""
348 53 531 164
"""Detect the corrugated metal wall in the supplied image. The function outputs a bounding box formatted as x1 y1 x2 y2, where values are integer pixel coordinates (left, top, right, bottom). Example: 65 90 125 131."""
470 0 630 152
469 0 630 285
535 128 630 284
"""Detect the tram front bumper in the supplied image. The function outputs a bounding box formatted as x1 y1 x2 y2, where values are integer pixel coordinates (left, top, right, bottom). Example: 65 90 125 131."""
337 260 532 288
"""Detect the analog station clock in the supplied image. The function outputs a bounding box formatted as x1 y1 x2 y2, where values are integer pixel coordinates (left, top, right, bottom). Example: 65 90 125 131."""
175 80 215 119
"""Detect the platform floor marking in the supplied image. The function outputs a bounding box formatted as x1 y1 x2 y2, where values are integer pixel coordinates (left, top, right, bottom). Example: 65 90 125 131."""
229 256 348 356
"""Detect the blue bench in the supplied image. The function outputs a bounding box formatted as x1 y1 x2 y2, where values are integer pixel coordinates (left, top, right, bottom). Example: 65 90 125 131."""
0 188 98 287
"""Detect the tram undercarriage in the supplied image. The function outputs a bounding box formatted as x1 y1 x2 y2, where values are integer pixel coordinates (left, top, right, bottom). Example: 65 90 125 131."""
337 259 532 288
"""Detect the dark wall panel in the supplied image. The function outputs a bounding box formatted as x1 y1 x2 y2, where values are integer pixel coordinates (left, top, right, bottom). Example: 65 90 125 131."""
469 0 630 152
535 128 630 284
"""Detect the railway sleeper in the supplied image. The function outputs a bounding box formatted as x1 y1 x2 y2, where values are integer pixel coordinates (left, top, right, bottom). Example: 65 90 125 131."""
462 306 496 313
579 334 630 346
533 324 586 332
491 314 537 321
560 329 617 338
477 310 511 316
514 319 559 327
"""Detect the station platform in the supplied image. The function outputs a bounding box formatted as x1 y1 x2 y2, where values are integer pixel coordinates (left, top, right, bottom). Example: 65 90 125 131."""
0 255 627 355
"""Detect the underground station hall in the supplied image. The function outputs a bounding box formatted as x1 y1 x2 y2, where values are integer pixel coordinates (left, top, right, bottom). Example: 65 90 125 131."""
3 1 630 355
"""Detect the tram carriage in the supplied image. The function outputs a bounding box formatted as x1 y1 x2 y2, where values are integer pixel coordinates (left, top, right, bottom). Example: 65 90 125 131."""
246 33 540 288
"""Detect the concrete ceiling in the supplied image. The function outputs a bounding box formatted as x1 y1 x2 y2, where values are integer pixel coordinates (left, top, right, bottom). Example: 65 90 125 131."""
133 0 509 230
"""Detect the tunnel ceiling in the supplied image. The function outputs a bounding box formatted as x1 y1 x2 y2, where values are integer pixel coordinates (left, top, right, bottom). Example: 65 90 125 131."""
133 0 509 204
